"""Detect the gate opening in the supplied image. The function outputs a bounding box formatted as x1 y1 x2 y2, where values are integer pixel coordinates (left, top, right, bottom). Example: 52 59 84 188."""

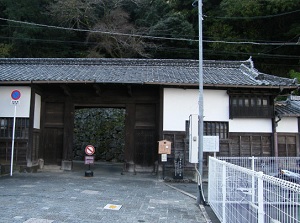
73 108 125 163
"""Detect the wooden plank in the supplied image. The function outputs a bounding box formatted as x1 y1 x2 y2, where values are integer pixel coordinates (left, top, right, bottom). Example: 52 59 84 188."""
43 128 63 165
63 98 74 161
42 102 65 165
125 103 135 163
27 89 35 165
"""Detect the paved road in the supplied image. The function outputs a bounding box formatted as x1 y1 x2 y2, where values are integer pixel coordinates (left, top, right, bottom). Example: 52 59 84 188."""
0 162 213 223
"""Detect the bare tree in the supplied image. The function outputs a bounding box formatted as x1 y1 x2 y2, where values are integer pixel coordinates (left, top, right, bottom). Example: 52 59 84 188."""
87 8 150 58
47 0 100 28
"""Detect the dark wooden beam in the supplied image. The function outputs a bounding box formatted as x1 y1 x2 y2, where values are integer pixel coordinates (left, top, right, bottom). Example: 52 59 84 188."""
93 84 101 96
127 85 132 97
60 85 72 96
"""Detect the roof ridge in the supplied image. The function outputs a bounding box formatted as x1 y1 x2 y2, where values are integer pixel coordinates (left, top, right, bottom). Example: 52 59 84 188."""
0 58 198 66
0 58 250 68
289 95 300 101
203 60 251 68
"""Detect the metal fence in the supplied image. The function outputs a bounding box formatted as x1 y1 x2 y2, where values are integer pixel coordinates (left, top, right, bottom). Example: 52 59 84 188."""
217 157 300 179
208 157 300 223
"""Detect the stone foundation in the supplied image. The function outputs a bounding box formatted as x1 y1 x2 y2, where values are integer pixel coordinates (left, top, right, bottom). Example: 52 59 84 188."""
61 160 73 171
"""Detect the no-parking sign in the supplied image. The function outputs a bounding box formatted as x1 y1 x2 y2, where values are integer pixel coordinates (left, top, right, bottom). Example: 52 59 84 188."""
11 90 21 105
10 89 22 176
11 90 21 100
85 145 95 156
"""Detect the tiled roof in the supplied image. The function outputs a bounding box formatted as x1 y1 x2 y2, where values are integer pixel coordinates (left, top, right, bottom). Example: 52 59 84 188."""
0 58 297 88
275 96 300 117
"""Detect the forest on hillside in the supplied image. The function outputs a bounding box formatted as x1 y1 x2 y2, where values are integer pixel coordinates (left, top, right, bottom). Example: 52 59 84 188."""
0 0 299 77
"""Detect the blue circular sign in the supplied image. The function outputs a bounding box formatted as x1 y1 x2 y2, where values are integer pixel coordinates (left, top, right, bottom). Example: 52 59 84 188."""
11 90 21 100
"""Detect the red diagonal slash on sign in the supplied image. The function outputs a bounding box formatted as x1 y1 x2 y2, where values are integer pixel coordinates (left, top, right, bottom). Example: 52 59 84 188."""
85 145 95 155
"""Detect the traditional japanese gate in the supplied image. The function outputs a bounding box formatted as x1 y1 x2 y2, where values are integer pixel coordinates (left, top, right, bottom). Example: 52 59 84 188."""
39 84 160 172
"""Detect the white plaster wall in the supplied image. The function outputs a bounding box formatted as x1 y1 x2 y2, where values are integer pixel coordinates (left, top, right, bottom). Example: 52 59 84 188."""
0 86 31 117
276 117 298 133
163 88 198 131
163 88 229 131
203 89 229 121
163 88 274 133
229 119 272 133
34 93 41 129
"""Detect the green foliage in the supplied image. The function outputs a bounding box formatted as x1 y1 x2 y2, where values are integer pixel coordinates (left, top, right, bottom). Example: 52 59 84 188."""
131 0 172 27
150 13 195 38
0 43 11 57
204 0 300 75
289 70 300 95
290 69 300 80
0 0 298 75
73 108 125 161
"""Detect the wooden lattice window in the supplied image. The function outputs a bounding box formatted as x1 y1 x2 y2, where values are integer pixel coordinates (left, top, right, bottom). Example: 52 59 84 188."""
0 117 29 139
204 121 228 139
229 95 274 118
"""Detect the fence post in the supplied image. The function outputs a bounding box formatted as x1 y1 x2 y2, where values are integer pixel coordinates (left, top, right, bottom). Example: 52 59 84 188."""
257 171 264 223
222 161 226 223
251 156 255 203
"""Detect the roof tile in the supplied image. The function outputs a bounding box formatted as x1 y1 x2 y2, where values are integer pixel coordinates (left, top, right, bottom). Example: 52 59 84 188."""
0 58 297 88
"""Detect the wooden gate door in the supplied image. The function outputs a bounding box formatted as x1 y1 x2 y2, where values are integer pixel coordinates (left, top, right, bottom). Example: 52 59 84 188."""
42 102 65 165
43 128 63 165
134 104 158 168
134 129 156 166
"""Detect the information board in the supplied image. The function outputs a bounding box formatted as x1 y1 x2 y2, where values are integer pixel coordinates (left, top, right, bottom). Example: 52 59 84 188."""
203 136 220 152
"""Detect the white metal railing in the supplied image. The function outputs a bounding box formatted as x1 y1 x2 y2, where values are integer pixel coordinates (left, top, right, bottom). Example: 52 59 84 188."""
217 157 300 179
208 157 300 223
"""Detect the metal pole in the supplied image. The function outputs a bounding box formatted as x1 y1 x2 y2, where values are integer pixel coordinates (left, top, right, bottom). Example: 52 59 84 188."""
197 0 204 205
10 104 17 176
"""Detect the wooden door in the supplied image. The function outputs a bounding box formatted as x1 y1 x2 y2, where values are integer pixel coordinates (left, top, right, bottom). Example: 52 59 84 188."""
134 104 158 167
278 134 298 156
43 128 63 164
42 102 65 165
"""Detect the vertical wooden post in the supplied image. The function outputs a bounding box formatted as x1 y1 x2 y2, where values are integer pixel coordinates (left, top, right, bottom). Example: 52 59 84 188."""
63 97 74 161
27 89 35 166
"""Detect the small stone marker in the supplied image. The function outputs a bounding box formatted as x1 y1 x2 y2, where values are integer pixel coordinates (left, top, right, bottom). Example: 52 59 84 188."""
103 204 122 210
23 218 54 223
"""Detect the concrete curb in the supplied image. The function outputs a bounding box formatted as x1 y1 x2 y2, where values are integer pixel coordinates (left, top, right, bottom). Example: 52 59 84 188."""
165 183 213 223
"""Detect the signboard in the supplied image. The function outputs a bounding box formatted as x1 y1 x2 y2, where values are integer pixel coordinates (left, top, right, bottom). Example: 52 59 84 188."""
161 154 167 162
85 145 95 156
0 86 31 117
85 156 95 165
10 90 21 177
10 90 21 106
158 140 171 154
174 155 183 179
11 100 20 105
203 136 220 152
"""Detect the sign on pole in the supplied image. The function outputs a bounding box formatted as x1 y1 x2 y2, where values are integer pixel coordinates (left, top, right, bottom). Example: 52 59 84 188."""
85 156 95 165
84 145 95 177
10 90 21 176
85 145 95 156
11 90 21 100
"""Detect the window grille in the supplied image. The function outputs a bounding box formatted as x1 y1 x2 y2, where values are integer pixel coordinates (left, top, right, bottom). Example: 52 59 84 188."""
204 121 228 139
230 95 274 118
0 117 29 139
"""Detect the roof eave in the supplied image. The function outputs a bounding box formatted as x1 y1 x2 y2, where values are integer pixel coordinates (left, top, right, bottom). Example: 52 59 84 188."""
1 81 298 90
144 82 298 89
278 114 300 117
